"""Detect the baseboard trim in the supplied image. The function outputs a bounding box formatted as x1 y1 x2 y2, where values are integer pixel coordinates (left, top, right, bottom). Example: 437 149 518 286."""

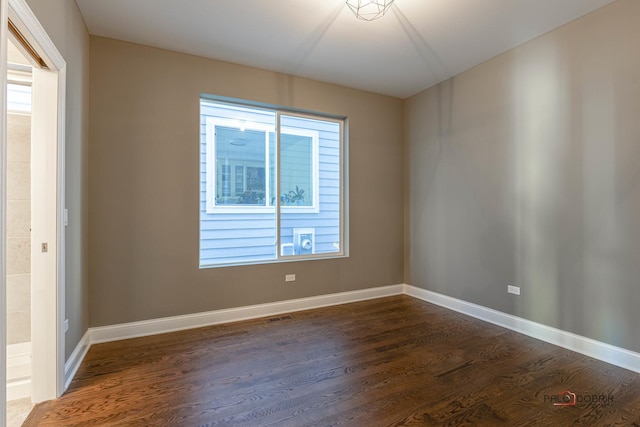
7 342 31 369
63 282 640 391
64 330 90 391
66 286 404 388
7 342 31 401
90 284 405 344
404 284 640 374
7 379 31 402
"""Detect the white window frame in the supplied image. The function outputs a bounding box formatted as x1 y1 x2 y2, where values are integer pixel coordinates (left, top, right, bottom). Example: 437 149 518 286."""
205 117 320 214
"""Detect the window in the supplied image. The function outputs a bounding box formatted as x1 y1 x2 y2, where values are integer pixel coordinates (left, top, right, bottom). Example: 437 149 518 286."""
7 83 32 113
200 98 347 267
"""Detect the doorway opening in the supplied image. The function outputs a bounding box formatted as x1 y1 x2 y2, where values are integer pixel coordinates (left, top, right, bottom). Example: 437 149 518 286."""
5 36 33 426
2 0 67 424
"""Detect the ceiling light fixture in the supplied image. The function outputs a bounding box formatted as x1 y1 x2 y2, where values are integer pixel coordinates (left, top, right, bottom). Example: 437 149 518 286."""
346 0 395 21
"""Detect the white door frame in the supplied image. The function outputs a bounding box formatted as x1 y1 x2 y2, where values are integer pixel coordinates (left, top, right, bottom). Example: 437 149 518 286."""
0 0 9 416
2 0 66 407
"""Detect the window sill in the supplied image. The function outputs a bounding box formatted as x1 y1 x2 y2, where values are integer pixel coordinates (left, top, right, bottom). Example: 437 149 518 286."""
199 252 348 269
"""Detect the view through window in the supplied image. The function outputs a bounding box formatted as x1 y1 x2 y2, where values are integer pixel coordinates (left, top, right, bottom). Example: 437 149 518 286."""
200 98 347 267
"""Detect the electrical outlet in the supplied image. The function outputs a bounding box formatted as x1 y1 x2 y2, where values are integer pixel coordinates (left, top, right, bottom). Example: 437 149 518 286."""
508 285 521 295
285 274 296 282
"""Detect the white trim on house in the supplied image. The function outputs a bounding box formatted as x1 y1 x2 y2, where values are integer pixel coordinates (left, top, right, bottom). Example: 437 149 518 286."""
205 117 321 215
62 283 640 390
205 116 275 214
404 284 640 374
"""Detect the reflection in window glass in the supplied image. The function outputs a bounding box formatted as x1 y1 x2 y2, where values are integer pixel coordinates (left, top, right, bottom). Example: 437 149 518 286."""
215 127 267 206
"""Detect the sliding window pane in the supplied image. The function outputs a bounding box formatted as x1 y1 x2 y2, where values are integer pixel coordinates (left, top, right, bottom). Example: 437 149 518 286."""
200 100 277 266
279 115 342 257
200 98 345 267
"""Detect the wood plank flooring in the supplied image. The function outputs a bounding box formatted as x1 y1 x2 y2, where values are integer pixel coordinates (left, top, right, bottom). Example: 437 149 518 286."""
24 295 640 426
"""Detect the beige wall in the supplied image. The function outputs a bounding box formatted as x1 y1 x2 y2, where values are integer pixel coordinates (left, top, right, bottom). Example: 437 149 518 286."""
88 37 404 326
25 0 636 359
405 0 640 353
6 113 31 345
25 0 90 359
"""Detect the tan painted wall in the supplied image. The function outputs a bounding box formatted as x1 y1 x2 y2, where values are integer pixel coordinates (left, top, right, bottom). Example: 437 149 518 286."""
88 37 404 326
405 0 640 352
25 0 90 359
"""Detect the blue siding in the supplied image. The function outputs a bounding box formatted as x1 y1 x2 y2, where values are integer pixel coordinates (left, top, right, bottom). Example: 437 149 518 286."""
200 101 342 266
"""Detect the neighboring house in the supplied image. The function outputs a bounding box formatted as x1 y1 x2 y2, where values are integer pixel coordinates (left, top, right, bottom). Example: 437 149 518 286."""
200 100 342 266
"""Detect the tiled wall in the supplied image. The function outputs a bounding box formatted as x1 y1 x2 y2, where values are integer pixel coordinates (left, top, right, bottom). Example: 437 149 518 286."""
6 112 31 345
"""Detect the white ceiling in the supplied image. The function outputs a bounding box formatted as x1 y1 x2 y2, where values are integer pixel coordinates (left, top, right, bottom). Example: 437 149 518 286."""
75 0 617 99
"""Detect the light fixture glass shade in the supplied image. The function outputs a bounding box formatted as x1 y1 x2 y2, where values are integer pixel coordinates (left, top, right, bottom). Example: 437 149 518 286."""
346 0 395 21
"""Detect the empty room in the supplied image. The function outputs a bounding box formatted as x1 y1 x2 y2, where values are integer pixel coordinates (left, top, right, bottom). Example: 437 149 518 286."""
2 0 640 425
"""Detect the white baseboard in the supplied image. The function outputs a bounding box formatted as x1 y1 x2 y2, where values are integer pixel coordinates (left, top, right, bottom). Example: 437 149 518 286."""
7 342 31 401
7 342 31 370
64 330 90 391
67 286 406 387
404 284 640 374
90 284 404 344
62 282 640 390
7 379 31 401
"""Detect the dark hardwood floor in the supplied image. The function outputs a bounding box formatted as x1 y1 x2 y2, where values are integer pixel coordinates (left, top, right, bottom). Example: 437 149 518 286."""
24 295 640 426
